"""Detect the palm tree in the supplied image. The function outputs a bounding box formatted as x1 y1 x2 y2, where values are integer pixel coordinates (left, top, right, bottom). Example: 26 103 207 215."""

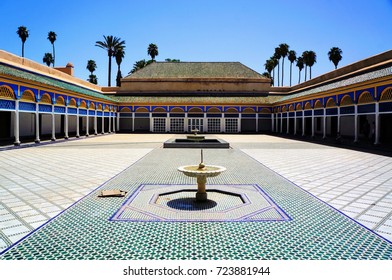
95 35 126 86
16 26 29 58
328 47 343 69
270 56 279 86
287 50 297 87
306 51 317 79
43 53 54 67
302 51 309 81
264 59 274 78
115 47 125 87
273 47 282 86
279 43 289 86
147 43 158 61
88 75 98 85
130 59 147 74
47 31 57 66
86 60 97 75
296 56 304 84
165 58 180 62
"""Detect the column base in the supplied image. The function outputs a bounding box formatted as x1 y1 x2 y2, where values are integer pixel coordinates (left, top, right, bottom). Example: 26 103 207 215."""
14 141 21 146
94 133 98 135
86 134 89 137
76 135 80 138
34 139 40 144
64 136 69 140
51 138 56 142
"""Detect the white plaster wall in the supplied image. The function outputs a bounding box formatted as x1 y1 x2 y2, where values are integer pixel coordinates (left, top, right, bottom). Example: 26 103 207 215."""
41 114 52 135
340 116 355 136
68 115 77 133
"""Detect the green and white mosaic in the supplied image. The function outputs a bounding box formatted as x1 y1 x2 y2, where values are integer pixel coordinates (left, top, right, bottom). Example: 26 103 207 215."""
1 148 391 260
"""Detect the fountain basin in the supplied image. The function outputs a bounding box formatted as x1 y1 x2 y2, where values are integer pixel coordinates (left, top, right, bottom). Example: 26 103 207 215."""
178 165 226 201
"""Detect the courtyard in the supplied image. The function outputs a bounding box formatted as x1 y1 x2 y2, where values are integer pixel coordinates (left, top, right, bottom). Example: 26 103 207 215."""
0 134 391 259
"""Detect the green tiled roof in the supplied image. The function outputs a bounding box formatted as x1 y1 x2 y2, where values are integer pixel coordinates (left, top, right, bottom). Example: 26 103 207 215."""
125 62 266 79
0 63 115 102
112 95 278 105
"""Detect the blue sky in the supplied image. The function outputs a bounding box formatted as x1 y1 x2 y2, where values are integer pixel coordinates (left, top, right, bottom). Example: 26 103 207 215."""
0 0 391 86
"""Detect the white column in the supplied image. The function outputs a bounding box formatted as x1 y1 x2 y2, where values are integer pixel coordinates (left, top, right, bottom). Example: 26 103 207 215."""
255 114 259 133
323 108 327 139
94 111 97 135
35 103 40 143
76 107 80 138
203 113 208 133
51 104 56 141
238 113 242 133
374 102 380 145
311 109 315 137
132 112 135 132
221 117 225 133
165 113 170 132
149 113 153 132
108 112 112 133
14 99 20 146
64 109 69 139
354 104 358 142
184 113 188 132
86 109 89 137
271 113 274 132
294 112 297 135
302 113 305 136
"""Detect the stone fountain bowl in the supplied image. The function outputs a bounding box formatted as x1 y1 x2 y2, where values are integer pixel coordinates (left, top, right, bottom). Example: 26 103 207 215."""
177 165 226 178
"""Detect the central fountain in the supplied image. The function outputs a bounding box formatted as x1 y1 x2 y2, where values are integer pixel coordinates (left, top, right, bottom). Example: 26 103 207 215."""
177 150 226 202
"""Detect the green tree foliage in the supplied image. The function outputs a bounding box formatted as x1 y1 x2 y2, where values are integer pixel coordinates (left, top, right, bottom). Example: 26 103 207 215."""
328 47 343 69
43 53 54 67
47 31 57 66
147 43 159 61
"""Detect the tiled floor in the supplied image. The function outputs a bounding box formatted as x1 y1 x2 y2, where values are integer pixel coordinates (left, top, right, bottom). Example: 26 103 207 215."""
218 134 392 241
0 133 391 259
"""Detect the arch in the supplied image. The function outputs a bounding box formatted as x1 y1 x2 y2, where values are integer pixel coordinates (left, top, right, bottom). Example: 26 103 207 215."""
281 106 287 112
188 107 203 113
40 93 52 104
277 107 281 113
304 102 312 110
340 95 354 106
97 104 103 110
55 96 65 106
0 85 15 100
358 91 374 104
314 100 323 109
326 98 337 108
296 103 303 111
170 107 185 113
153 107 167 113
225 107 239 113
260 108 271 114
242 107 256 114
68 98 77 107
380 87 392 102
104 105 110 112
20 90 35 102
79 100 87 109
135 107 148 113
89 102 96 110
207 107 221 113
120 107 131 112
288 104 294 112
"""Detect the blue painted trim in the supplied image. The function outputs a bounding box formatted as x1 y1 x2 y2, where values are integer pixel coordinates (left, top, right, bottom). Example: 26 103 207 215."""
19 102 35 111
0 99 16 110
38 104 52 112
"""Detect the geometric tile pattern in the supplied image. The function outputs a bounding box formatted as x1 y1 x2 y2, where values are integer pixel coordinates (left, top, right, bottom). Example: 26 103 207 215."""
110 184 291 222
1 145 392 260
